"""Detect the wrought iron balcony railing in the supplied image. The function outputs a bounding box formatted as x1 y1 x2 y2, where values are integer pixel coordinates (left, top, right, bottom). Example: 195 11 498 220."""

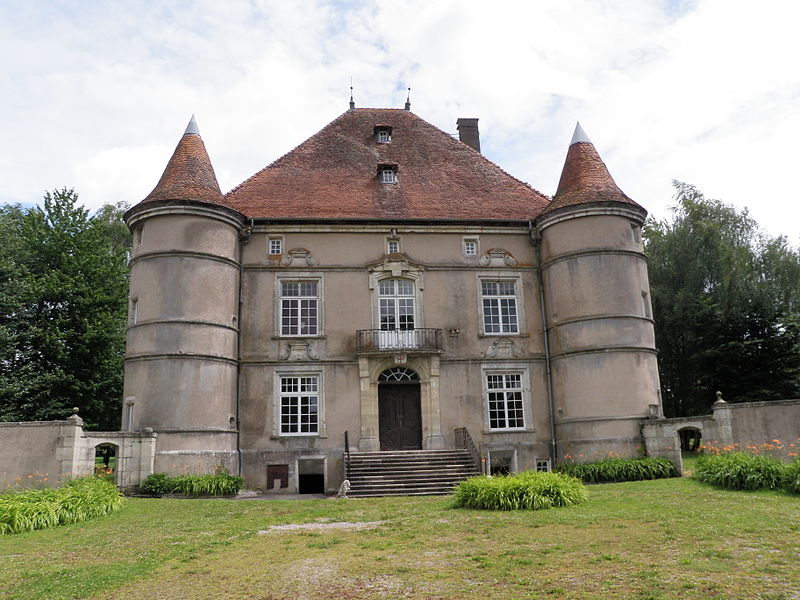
355 328 443 352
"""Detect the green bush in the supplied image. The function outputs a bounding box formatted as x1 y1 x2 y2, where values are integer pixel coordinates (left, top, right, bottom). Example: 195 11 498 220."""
786 459 800 495
453 471 587 511
555 457 679 483
0 477 124 535
694 452 788 491
140 471 244 497
140 473 174 495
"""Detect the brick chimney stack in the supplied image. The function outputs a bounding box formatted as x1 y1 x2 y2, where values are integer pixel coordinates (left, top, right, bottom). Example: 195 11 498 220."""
456 118 481 153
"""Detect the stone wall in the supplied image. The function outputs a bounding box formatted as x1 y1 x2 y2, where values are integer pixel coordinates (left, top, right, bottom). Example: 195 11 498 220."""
642 397 800 472
0 414 156 491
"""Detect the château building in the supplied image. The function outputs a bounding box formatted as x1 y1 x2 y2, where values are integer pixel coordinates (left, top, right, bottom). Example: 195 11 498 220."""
122 102 662 494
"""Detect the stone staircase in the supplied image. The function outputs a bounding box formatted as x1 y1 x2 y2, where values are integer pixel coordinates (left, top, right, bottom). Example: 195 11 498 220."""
345 449 479 497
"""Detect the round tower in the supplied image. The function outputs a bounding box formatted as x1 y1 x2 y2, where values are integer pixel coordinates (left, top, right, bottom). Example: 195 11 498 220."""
123 116 245 475
535 123 661 462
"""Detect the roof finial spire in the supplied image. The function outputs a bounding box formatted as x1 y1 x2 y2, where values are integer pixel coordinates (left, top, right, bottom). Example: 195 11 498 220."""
349 79 355 110
184 114 200 136
404 87 411 111
570 121 592 146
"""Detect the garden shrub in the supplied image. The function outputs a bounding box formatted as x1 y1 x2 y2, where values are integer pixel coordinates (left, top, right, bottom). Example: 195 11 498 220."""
555 457 678 483
140 473 174 496
453 471 587 511
140 471 244 497
694 452 788 491
786 459 800 495
0 477 124 535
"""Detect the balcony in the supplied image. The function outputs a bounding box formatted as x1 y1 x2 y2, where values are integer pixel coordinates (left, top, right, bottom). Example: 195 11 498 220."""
356 328 443 353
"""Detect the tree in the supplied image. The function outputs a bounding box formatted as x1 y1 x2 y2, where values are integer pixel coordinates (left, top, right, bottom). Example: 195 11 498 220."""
644 182 800 417
0 190 130 429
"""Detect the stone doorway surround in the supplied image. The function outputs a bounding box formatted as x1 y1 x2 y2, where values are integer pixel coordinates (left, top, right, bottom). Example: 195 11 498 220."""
357 355 445 451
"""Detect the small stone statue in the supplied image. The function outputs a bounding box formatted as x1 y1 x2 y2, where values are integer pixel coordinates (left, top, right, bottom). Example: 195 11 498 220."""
337 479 351 499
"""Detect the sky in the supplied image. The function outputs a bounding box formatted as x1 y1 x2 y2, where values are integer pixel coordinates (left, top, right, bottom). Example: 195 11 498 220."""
1 0 799 243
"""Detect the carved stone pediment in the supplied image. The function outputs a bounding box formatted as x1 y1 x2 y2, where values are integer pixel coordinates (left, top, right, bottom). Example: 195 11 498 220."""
280 341 319 361
280 248 318 267
481 338 520 358
367 253 423 280
478 248 518 267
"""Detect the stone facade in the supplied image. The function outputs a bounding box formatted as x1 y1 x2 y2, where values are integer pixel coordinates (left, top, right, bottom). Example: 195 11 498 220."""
119 108 664 494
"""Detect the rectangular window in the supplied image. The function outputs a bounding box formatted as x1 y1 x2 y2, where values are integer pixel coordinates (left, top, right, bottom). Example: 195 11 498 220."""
279 376 319 434
130 298 138 325
387 240 400 254
281 281 318 335
377 130 390 143
381 169 396 184
481 280 518 334
486 373 525 430
269 237 283 255
125 401 135 432
463 239 478 256
379 279 415 330
535 459 551 472
642 291 651 318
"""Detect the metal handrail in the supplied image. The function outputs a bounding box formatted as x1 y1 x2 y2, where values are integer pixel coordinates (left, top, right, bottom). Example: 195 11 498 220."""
344 430 350 479
455 427 482 475
355 328 443 351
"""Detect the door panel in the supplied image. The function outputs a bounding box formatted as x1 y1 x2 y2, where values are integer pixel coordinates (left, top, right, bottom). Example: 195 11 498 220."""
378 384 422 450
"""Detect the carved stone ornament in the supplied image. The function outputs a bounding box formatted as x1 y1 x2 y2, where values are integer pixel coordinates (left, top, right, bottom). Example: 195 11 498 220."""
393 353 408 365
281 341 319 361
367 253 423 282
478 248 518 267
280 248 319 267
481 338 520 358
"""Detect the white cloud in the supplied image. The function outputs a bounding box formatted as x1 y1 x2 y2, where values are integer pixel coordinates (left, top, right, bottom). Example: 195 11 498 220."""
1 0 798 242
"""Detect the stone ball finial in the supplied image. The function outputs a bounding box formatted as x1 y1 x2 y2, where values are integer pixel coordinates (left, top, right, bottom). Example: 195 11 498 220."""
713 391 726 405
72 407 80 414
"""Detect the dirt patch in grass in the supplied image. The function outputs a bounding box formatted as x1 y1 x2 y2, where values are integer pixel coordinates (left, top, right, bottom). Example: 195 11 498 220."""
259 520 386 533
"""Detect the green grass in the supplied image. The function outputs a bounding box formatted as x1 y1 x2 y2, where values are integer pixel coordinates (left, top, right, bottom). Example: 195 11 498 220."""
1 478 799 599
0 478 124 535
453 471 587 510
556 457 678 483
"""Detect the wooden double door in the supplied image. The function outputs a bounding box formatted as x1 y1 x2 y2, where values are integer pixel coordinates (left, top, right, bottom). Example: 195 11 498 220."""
378 383 422 450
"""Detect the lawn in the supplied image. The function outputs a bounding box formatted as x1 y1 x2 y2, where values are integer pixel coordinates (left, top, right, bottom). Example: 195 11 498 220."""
1 478 798 600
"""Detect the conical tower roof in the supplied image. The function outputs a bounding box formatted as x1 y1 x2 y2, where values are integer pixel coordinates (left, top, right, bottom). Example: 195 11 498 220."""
543 123 642 215
140 116 226 206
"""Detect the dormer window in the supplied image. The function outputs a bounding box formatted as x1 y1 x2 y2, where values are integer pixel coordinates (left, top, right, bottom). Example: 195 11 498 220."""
374 125 392 143
378 163 398 184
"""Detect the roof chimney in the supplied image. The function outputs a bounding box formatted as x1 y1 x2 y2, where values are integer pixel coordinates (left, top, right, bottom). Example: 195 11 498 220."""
457 118 480 153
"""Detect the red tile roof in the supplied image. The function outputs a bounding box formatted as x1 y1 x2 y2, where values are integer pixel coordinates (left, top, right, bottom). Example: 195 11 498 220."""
141 131 227 206
544 139 642 215
225 108 550 221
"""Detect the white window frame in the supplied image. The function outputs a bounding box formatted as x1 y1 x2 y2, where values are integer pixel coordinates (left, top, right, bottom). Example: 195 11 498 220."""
380 168 397 184
124 398 135 431
535 459 551 472
274 370 324 437
130 297 138 325
477 273 524 335
463 237 479 257
482 365 531 432
275 274 323 337
387 239 400 254
377 129 391 143
268 236 284 255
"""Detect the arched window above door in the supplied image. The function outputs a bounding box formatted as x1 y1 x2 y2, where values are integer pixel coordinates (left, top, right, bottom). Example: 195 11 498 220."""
379 367 420 382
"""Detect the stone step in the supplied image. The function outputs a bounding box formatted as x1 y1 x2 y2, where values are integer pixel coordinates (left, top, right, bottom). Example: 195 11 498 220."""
345 449 478 497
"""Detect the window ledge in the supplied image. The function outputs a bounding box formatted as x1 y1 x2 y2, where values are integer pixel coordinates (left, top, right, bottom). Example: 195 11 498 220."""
270 434 328 440
478 333 528 338
483 428 536 435
271 335 326 340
